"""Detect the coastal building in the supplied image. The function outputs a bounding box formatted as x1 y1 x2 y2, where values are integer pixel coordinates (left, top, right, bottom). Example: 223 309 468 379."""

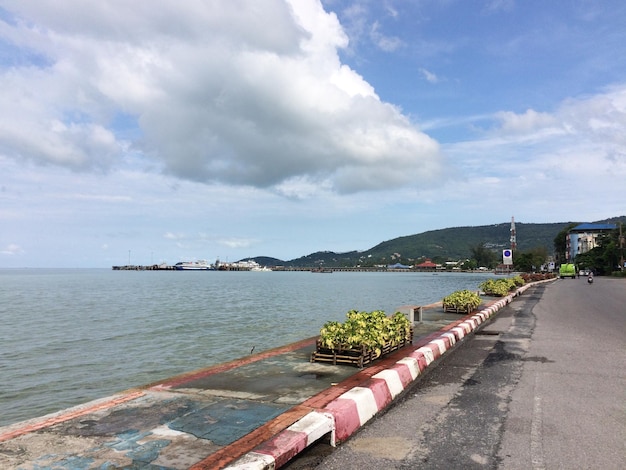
414 258 438 270
566 223 616 261
387 262 411 270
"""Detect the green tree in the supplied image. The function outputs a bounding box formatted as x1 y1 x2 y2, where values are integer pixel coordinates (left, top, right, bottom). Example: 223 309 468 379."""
514 252 534 272
470 242 497 268
461 258 478 270
514 246 548 272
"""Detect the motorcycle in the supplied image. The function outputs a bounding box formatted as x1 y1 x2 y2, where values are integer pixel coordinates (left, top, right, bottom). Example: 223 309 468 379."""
587 275 593 284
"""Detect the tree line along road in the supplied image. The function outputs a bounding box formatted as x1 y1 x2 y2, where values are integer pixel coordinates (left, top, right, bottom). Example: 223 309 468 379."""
284 277 626 469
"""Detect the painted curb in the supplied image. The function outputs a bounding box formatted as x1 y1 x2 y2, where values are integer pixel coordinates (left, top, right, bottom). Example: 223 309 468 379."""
234 411 336 469
224 279 554 469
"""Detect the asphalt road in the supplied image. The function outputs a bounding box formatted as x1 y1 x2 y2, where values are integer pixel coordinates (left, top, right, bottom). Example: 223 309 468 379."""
284 277 626 469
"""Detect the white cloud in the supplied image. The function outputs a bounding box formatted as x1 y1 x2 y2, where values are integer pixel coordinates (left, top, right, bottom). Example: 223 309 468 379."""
419 67 439 84
496 109 559 135
493 84 626 150
1 243 24 255
484 0 515 13
384 2 399 19
438 84 626 220
370 20 403 52
218 238 257 249
0 0 442 195
69 193 132 202
164 232 186 240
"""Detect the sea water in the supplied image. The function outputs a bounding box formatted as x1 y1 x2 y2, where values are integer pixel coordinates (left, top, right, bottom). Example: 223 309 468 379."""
0 268 493 427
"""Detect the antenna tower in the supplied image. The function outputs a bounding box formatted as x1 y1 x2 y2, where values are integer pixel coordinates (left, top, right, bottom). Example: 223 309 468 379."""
619 222 624 271
510 216 517 251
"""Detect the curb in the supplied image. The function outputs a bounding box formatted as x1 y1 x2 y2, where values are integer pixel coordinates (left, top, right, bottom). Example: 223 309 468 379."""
223 279 553 469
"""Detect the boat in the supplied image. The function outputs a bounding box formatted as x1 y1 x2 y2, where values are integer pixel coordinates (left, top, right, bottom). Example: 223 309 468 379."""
250 266 272 272
174 260 213 270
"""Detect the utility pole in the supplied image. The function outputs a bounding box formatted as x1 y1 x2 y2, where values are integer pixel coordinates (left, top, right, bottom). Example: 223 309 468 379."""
619 222 624 271
510 216 517 251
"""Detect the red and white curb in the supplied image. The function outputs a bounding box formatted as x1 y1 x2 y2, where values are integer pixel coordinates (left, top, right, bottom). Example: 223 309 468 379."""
224 410 335 469
224 280 552 469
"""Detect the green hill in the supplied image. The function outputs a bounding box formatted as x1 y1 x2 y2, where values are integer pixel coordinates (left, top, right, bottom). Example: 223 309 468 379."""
281 222 570 267
248 217 625 268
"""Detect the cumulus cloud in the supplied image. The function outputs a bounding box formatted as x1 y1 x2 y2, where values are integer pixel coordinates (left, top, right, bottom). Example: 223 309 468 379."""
445 84 626 207
0 0 442 194
494 84 626 148
496 109 559 135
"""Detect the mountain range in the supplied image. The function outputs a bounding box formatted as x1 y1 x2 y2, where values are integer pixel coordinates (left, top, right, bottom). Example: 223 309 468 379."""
247 217 625 268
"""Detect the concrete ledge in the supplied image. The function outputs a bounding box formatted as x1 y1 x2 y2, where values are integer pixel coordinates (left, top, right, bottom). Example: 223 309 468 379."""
0 390 146 443
223 279 556 469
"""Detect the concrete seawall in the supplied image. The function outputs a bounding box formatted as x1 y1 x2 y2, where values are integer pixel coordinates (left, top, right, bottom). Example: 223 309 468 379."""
221 280 555 469
0 279 555 469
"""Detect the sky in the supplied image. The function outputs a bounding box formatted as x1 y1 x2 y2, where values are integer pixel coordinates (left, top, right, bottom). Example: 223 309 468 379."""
1 0 625 268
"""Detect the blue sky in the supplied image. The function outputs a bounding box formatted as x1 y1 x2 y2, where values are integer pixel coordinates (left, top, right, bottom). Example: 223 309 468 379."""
1 0 625 268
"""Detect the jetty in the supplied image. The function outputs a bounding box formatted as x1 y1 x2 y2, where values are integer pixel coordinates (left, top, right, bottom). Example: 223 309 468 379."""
112 264 177 270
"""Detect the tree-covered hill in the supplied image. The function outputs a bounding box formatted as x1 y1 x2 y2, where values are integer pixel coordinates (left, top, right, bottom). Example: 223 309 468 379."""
282 222 572 267
247 217 624 268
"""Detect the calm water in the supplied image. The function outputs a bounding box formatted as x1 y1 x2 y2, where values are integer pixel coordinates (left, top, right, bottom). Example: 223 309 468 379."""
0 269 492 427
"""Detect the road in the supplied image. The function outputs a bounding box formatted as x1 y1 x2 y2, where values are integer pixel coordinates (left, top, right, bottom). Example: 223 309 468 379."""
284 277 626 469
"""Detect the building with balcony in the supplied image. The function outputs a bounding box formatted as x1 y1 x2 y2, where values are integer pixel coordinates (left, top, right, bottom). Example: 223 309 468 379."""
566 223 616 261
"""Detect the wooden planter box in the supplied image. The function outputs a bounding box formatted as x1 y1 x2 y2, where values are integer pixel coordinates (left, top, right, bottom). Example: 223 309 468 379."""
311 330 413 368
443 303 476 314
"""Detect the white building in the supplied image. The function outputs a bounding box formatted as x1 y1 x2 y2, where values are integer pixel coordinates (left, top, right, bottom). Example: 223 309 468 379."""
566 223 616 261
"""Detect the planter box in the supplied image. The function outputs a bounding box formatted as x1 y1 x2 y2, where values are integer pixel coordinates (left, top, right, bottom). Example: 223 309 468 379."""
443 303 476 314
310 329 413 368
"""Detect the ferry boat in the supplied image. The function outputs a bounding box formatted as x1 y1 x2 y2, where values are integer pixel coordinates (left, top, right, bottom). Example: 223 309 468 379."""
250 265 272 272
174 260 213 270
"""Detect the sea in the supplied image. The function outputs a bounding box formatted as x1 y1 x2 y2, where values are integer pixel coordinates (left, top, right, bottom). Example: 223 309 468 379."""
0 268 494 428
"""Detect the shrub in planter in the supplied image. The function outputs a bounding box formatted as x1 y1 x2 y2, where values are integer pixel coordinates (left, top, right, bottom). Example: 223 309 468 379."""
480 279 512 296
480 276 524 296
318 310 411 357
442 289 481 312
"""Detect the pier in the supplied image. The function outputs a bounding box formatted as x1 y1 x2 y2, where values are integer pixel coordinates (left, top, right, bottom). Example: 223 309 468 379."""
112 264 177 270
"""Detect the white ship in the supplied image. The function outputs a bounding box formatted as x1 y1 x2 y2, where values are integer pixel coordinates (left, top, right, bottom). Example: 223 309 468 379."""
174 260 213 270
250 265 272 272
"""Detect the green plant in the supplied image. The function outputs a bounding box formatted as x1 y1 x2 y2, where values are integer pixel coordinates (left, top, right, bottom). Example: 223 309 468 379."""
480 277 522 296
442 289 481 310
318 310 411 356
